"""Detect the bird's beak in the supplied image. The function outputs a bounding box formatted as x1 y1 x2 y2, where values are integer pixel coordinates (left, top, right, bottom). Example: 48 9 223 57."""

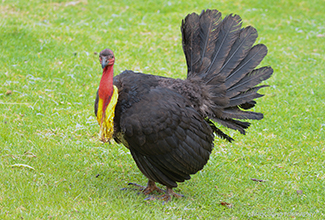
101 57 108 69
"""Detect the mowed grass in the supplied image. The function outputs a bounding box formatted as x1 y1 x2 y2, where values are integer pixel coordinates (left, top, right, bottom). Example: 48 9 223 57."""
1 0 324 218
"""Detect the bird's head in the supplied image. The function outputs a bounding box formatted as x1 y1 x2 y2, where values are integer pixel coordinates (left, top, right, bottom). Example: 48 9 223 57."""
99 48 115 69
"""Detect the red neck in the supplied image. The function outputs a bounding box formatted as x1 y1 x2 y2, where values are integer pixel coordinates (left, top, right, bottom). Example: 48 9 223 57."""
98 65 114 112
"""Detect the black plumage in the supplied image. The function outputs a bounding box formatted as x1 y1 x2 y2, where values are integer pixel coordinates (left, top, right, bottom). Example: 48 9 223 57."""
94 9 273 200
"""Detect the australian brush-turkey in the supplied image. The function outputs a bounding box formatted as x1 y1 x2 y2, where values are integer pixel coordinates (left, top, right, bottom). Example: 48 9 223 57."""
94 9 273 201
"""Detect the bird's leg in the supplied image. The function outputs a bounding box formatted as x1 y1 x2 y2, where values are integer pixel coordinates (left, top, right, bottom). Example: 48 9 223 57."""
161 187 184 202
127 180 164 194
142 180 165 195
127 180 165 201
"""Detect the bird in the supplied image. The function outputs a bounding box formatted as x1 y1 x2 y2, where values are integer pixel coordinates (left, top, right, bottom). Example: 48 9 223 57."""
94 9 273 201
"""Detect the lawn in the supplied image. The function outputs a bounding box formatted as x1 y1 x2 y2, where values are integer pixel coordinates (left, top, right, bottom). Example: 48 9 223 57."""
1 0 324 219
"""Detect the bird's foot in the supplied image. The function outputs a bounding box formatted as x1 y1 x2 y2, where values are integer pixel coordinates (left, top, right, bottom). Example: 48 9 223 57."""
160 187 184 202
124 181 184 203
142 180 165 195
126 180 165 195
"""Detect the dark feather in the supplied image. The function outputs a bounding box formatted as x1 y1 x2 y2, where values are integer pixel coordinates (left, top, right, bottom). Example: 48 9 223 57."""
211 116 250 134
181 13 201 77
205 119 234 142
197 9 222 72
225 44 268 88
227 85 268 107
222 107 264 120
203 14 242 81
147 155 190 182
116 84 214 187
219 26 258 79
131 149 178 187
227 66 273 97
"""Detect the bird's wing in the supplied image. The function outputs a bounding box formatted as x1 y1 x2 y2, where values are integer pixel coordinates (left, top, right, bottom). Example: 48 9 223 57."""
119 87 214 187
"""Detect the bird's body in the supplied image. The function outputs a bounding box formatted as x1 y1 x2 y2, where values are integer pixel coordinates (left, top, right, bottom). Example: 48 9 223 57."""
94 9 273 200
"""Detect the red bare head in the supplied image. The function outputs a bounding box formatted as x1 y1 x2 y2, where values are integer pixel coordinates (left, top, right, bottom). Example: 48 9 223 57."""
99 48 115 69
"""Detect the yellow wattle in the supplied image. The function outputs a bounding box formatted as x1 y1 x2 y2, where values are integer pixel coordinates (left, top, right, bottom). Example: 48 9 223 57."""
97 85 119 143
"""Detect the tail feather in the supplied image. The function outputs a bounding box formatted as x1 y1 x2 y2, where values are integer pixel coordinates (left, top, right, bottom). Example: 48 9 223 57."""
227 66 273 97
219 26 258 79
211 117 251 135
198 9 222 65
225 44 268 89
227 85 267 107
181 9 273 141
222 107 264 120
181 13 201 77
203 14 242 82
206 119 234 142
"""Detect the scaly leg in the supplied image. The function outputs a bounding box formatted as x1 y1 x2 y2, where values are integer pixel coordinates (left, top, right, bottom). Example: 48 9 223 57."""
127 180 165 194
142 180 165 195
161 186 184 202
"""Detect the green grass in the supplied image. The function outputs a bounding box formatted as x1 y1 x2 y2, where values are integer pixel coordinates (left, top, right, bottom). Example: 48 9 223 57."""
1 0 324 218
